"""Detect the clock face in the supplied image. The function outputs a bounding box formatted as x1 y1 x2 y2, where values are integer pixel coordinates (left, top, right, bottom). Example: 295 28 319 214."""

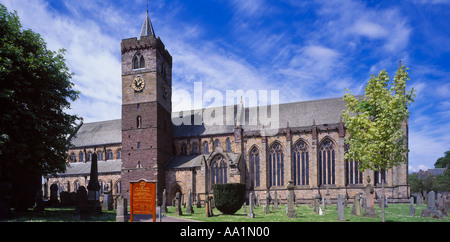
132 76 144 92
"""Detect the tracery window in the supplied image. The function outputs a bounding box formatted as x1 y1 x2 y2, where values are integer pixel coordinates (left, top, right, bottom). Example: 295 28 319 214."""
293 140 309 185
345 145 363 185
192 142 199 155
374 168 387 185
269 142 284 187
318 139 335 185
211 155 227 184
132 52 145 69
214 139 221 149
249 147 260 188
107 150 114 160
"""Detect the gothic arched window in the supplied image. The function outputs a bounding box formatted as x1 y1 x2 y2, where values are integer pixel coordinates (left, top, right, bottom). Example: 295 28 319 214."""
249 147 260 188
318 139 336 185
192 142 199 155
269 142 284 187
70 152 76 162
107 150 114 160
133 52 145 69
345 144 363 185
214 139 221 149
181 143 187 155
226 138 232 151
79 151 84 163
211 155 227 184
203 141 209 153
293 140 309 185
87 151 92 162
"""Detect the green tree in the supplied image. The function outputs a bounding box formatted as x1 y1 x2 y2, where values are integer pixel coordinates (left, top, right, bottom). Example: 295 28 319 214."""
434 151 450 169
0 4 81 210
342 62 415 221
408 173 424 194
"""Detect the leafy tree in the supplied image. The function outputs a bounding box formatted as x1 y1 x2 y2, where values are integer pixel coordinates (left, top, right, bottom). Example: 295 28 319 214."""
434 150 450 169
408 173 423 194
0 4 81 210
342 62 415 221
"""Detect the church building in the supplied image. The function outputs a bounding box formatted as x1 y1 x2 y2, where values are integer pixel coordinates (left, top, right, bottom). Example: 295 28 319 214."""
45 10 410 206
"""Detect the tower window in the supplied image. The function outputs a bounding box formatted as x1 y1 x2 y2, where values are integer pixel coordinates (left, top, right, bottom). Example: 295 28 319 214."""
132 52 145 70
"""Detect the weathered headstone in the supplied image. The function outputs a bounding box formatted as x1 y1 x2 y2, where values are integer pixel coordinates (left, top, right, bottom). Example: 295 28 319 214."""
265 191 270 214
33 190 44 212
248 193 255 218
364 177 378 218
175 192 182 216
186 189 193 214
208 196 214 217
409 197 416 217
205 196 211 218
115 197 128 222
73 186 90 220
352 194 362 216
325 185 331 205
287 180 296 218
60 191 70 206
337 194 345 221
49 183 59 207
102 189 113 211
437 193 444 211
161 189 167 213
274 189 278 210
427 191 436 210
314 194 320 213
196 193 202 208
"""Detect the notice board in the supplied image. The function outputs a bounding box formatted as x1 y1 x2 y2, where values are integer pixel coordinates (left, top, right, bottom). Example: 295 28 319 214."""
130 179 156 222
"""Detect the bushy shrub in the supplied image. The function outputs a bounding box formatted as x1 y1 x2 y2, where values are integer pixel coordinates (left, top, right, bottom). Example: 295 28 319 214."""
212 183 246 215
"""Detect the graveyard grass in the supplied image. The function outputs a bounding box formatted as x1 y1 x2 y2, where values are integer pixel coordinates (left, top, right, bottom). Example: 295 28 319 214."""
4 204 450 222
167 203 450 222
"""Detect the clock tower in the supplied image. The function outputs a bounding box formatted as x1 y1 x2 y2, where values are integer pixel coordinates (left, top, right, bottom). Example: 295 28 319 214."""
120 10 173 205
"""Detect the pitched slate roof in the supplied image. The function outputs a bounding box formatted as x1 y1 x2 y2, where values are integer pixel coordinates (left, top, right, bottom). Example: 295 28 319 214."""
71 119 122 148
172 96 359 137
55 159 122 176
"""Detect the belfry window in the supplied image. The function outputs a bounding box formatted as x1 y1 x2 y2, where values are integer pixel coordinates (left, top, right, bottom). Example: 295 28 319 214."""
318 139 336 186
132 52 145 69
293 140 309 186
269 142 284 187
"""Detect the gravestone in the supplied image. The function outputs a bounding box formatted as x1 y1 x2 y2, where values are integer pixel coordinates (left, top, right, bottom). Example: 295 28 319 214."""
274 189 279 210
427 191 436 210
364 177 378 218
325 185 331 205
116 197 128 222
265 191 270 214
73 186 90 220
161 189 167 213
314 194 320 213
186 189 193 214
87 153 101 215
205 196 211 218
175 192 182 216
437 193 444 211
352 194 362 216
243 201 246 213
49 184 59 207
208 196 214 217
337 194 345 221
33 190 44 212
409 197 416 217
286 180 296 218
102 189 113 211
60 191 70 206
196 193 202 208
248 193 255 218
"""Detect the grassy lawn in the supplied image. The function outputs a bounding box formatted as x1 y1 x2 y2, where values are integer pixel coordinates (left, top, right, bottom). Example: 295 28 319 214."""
3 203 449 222
5 207 116 222
167 203 450 222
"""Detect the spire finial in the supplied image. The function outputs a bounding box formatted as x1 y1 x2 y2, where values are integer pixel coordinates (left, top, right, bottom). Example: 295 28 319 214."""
139 0 156 39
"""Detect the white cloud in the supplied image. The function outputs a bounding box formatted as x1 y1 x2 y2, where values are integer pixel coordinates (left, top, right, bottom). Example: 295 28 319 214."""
350 20 388 39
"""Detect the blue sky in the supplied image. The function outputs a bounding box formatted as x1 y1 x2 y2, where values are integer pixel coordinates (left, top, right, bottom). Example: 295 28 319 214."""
2 0 450 173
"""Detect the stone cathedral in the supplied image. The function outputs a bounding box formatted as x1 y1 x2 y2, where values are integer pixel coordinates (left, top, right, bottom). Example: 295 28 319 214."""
45 11 410 206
